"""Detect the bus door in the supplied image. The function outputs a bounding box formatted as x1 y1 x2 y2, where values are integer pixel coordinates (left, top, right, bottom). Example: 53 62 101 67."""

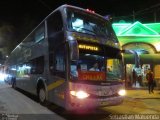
48 43 68 106
47 10 68 105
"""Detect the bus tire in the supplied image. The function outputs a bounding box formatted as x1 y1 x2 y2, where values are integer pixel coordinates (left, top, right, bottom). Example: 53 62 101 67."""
38 87 46 105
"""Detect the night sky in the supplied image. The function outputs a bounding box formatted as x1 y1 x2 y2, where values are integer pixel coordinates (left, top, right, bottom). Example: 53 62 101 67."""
0 0 159 58
0 0 159 25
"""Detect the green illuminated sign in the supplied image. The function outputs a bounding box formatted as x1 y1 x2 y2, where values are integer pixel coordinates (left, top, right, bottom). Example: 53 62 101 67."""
112 21 160 52
113 21 159 36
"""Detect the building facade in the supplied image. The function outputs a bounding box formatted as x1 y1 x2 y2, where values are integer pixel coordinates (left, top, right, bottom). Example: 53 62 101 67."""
112 21 160 89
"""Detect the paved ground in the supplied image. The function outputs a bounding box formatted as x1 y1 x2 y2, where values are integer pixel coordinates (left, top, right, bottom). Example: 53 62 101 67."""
101 88 160 114
1 81 160 120
0 81 65 120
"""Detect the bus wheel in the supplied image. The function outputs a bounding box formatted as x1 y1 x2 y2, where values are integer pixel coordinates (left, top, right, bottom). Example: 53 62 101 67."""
38 87 46 104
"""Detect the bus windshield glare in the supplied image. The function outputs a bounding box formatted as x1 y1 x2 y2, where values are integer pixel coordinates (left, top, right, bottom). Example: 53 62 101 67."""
70 52 122 81
66 8 115 38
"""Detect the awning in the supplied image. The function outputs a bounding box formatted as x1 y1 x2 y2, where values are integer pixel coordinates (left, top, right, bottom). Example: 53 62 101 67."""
123 54 135 64
140 54 160 64
123 54 160 64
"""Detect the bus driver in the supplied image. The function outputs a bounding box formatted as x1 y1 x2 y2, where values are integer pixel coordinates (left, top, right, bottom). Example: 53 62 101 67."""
89 62 100 71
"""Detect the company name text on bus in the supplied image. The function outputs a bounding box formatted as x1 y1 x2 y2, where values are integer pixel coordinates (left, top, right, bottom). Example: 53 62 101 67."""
78 44 99 51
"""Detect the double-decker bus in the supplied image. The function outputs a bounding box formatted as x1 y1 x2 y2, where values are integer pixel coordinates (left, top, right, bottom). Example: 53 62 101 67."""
5 4 126 111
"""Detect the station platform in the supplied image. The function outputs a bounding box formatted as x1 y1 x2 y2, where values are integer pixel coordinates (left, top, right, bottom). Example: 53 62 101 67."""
102 89 160 114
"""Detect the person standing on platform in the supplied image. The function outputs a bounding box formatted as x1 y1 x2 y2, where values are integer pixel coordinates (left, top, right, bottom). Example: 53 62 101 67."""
146 69 154 94
132 69 137 87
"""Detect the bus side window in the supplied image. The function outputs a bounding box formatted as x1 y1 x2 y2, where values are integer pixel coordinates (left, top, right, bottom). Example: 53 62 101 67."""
47 11 63 45
47 11 64 62
30 56 44 74
34 24 45 43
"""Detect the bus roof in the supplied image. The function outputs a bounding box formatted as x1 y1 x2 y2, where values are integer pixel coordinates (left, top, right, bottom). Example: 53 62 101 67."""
10 4 109 55
53 4 106 20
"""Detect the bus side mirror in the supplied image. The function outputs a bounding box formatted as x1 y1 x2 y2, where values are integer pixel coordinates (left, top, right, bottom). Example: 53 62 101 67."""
68 41 79 61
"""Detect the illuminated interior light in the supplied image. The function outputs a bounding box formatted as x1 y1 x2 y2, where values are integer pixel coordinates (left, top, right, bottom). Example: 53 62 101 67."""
70 90 90 99
72 19 83 29
11 68 17 71
85 54 91 56
25 66 31 69
155 44 160 52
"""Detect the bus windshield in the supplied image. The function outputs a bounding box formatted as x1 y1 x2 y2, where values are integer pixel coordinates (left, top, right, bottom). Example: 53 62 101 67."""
70 53 122 81
66 8 115 38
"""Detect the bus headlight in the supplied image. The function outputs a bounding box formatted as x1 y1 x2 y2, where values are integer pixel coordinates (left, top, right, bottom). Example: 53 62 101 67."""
118 89 126 96
70 90 90 99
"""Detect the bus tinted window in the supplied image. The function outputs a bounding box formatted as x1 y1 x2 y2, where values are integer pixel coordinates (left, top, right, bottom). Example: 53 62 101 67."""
17 64 31 77
70 43 123 81
53 44 66 78
30 56 44 74
47 11 64 50
106 59 123 80
70 53 122 81
35 24 45 43
66 8 117 41
47 11 63 40
24 23 45 43
70 54 106 81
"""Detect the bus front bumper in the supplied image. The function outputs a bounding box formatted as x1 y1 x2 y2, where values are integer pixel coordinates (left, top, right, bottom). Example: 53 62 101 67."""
67 95 124 111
